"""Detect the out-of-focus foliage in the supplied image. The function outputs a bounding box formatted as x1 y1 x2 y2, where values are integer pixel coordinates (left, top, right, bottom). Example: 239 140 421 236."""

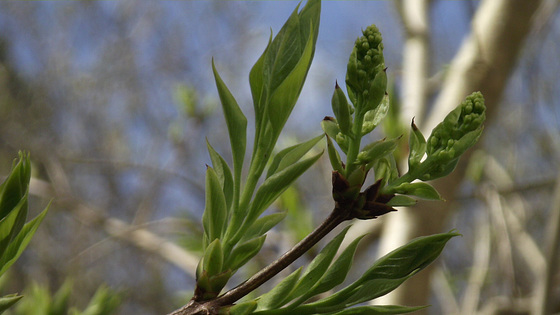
3 279 120 315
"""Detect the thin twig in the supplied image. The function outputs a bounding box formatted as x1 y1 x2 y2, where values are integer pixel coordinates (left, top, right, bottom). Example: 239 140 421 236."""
168 208 348 315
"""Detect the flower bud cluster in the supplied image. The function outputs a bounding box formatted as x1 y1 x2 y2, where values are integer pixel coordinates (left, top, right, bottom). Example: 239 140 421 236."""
346 25 386 113
417 92 485 181
426 92 485 159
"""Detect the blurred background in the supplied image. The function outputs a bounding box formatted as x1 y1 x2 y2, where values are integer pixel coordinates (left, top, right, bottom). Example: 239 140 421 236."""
0 1 559 314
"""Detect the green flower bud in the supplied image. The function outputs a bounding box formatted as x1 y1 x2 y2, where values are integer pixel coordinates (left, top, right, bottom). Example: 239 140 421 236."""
346 25 386 112
331 82 352 135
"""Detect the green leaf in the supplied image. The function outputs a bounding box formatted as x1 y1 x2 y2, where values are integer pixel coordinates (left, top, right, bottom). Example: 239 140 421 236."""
226 301 258 315
202 167 228 246
0 152 31 220
388 182 442 201
0 192 28 259
212 60 247 189
257 267 302 310
386 195 417 207
331 83 352 135
226 235 266 271
326 135 344 173
299 234 365 301
286 226 351 303
245 151 322 230
241 212 287 243
0 294 23 313
407 118 426 171
202 239 224 276
207 140 234 213
267 134 323 178
331 305 428 315
267 24 316 134
357 137 399 166
0 206 48 276
361 94 389 136
249 0 320 157
299 231 459 313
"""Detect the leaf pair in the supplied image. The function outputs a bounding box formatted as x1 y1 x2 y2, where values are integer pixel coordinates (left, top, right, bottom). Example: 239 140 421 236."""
253 231 458 315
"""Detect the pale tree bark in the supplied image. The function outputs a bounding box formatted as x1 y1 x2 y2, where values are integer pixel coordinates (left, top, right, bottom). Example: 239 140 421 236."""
376 0 544 309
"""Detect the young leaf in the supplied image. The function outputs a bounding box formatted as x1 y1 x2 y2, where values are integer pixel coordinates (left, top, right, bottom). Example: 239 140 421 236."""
227 301 258 315
357 137 399 166
387 182 442 201
212 60 247 188
286 226 351 303
407 118 426 171
256 267 303 310
267 134 324 178
202 239 224 276
226 235 266 272
202 166 228 245
386 195 416 207
207 140 234 211
240 212 287 243
0 192 28 258
331 82 352 135
294 234 365 305
0 294 23 312
0 152 31 220
244 151 323 230
326 135 344 173
0 206 48 276
331 305 428 315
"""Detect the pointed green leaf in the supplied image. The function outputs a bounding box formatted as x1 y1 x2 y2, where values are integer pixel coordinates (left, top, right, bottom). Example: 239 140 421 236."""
0 294 23 312
267 134 323 178
407 118 426 171
287 226 351 302
331 83 352 135
207 140 234 211
267 25 316 134
226 235 266 271
361 94 389 136
343 273 416 306
245 151 322 229
202 239 224 276
388 182 442 200
202 167 228 245
0 192 28 258
212 60 247 187
0 152 31 220
360 231 459 282
299 234 365 302
326 135 344 173
227 301 258 315
301 231 459 312
241 212 287 243
357 137 399 165
386 195 417 207
331 305 428 315
0 206 48 276
257 267 302 310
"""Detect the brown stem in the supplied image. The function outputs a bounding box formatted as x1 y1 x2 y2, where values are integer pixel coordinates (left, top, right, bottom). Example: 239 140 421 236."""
167 207 348 315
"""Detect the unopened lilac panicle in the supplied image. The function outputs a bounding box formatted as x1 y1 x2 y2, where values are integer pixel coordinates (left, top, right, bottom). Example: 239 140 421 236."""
346 25 386 112
426 92 485 159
